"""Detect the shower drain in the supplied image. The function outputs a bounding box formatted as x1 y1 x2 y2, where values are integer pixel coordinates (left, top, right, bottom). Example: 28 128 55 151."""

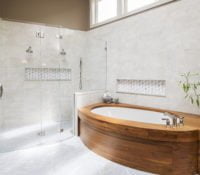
37 131 46 136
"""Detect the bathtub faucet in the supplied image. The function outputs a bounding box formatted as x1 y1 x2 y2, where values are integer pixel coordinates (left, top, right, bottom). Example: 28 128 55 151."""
164 112 179 128
162 118 171 127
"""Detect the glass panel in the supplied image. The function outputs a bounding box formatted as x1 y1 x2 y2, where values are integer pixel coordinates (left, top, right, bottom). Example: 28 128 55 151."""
0 21 43 152
82 38 107 91
39 26 74 145
127 0 159 12
0 19 4 138
0 44 5 151
97 0 118 23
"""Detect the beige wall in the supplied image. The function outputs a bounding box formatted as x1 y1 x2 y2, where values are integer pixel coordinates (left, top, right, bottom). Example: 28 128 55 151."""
0 0 3 17
0 0 89 31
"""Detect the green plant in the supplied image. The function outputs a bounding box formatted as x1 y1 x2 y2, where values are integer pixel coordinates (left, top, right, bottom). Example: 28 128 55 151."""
180 72 200 107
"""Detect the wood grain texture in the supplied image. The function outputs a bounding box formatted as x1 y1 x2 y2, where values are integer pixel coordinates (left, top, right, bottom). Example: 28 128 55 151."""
78 103 200 175
199 136 200 173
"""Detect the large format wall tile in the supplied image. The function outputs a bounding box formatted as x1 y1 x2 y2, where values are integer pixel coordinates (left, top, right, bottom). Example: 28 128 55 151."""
88 0 200 114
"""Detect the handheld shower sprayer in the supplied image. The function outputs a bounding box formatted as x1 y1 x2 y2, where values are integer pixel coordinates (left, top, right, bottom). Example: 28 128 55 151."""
79 58 82 90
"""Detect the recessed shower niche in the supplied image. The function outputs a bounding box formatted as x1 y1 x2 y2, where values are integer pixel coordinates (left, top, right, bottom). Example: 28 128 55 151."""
117 79 166 96
25 68 72 81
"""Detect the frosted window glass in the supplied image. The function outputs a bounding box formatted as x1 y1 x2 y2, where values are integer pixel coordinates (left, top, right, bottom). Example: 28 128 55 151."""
127 0 159 12
97 0 118 23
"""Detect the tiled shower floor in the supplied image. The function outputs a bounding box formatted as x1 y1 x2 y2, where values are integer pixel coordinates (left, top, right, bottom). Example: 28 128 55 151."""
0 121 73 153
0 137 154 175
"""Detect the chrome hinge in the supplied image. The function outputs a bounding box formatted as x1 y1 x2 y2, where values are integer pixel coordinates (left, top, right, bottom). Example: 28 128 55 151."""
36 32 45 38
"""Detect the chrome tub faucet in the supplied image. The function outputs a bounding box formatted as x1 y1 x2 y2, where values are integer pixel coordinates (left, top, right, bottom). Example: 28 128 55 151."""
163 112 184 128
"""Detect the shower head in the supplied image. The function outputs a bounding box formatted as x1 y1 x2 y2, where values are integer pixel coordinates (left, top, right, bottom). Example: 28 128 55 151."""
56 34 63 39
60 49 66 56
26 46 33 54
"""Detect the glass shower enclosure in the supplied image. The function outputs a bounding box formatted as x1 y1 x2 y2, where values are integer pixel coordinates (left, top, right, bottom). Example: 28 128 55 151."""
0 20 107 153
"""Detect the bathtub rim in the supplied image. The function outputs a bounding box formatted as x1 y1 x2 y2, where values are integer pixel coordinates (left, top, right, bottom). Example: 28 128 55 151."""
79 103 200 133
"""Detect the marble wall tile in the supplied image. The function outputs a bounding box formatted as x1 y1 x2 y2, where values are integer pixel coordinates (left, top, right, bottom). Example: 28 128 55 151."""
88 0 200 114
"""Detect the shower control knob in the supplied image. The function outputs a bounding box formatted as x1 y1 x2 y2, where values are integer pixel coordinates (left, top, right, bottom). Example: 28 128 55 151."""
0 84 3 98
179 116 184 126
162 118 171 127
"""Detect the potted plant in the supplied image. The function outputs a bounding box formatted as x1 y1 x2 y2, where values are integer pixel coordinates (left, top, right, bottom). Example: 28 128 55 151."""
180 72 200 107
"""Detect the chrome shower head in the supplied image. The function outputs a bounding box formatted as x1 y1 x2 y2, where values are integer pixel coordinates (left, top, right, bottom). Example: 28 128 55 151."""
26 46 33 54
60 49 66 56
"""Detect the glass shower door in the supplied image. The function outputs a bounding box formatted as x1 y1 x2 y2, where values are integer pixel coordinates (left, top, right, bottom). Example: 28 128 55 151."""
0 23 43 152
39 26 73 145
82 38 107 91
0 20 107 153
0 65 5 148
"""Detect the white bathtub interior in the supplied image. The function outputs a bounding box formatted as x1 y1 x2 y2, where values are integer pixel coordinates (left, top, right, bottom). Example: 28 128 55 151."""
91 107 172 125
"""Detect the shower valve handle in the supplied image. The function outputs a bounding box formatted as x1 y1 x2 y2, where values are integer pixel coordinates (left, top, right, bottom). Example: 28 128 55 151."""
0 84 3 98
179 116 184 126
162 118 171 127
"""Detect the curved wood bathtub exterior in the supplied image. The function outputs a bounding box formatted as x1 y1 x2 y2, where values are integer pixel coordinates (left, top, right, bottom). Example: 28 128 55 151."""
78 103 200 175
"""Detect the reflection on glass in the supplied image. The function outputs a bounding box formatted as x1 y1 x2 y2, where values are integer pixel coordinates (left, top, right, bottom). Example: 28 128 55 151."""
127 0 159 12
97 0 118 23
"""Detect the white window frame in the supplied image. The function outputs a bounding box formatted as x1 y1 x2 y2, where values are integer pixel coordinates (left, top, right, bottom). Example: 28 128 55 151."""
90 0 122 27
90 0 178 28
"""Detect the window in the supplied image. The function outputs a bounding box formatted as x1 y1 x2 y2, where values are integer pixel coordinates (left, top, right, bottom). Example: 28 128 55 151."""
97 0 118 23
90 0 119 25
126 0 159 12
90 0 176 27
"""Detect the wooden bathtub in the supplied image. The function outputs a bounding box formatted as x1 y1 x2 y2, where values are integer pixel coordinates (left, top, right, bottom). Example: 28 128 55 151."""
78 103 200 175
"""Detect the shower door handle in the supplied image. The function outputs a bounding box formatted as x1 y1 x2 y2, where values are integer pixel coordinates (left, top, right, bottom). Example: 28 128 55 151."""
0 84 3 98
